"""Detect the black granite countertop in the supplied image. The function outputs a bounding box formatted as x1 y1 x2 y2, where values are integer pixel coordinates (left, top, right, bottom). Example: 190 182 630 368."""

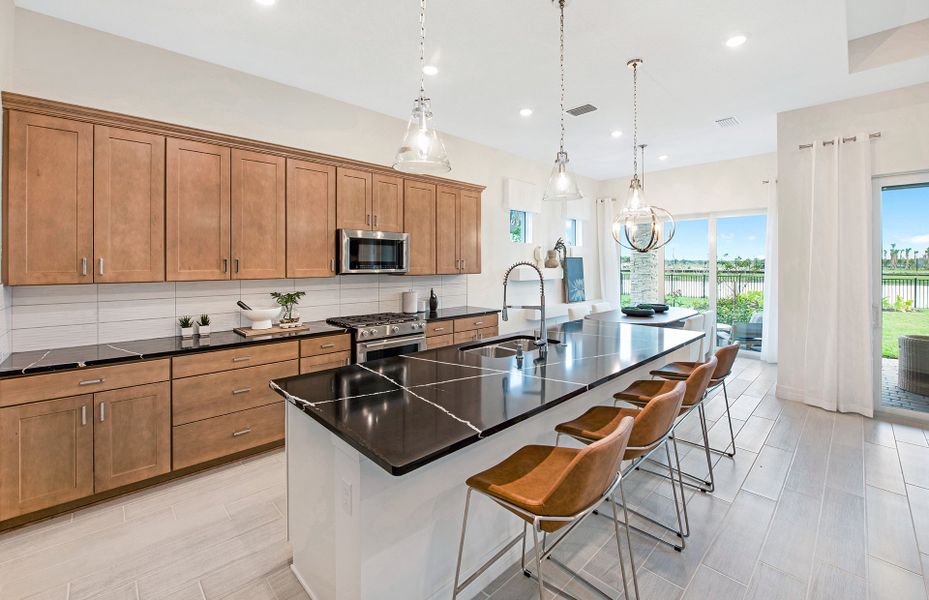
272 318 703 476
0 320 347 378
586 306 699 326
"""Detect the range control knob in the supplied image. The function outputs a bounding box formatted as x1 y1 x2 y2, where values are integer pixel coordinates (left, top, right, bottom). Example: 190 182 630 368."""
391 326 400 333
418 321 426 328
368 328 379 337
410 322 419 330
360 330 370 338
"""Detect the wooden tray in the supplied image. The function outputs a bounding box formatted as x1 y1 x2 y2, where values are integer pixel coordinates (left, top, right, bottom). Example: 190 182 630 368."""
233 324 309 337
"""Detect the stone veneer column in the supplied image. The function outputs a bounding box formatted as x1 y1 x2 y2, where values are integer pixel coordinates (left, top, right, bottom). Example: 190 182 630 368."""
629 224 660 305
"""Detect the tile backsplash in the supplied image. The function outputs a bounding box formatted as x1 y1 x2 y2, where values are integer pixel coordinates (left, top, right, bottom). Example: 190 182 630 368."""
8 275 468 352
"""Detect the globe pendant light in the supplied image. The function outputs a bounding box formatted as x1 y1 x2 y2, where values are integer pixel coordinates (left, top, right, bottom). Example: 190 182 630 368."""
393 0 451 174
542 0 582 202
611 59 675 252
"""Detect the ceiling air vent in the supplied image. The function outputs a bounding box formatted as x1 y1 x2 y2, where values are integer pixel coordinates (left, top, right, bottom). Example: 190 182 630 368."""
566 104 597 117
715 116 741 128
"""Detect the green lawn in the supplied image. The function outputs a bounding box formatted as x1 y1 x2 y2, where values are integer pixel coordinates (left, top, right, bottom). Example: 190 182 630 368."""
882 310 929 358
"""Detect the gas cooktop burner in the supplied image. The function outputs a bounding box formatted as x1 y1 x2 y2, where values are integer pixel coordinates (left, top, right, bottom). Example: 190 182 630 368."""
326 313 418 328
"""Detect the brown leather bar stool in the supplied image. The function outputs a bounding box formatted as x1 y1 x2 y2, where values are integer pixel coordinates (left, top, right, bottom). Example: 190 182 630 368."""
616 357 718 494
452 416 637 600
554 382 687 552
651 342 740 459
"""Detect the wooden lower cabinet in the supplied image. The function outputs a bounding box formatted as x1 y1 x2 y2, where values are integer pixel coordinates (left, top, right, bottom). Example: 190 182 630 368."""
426 334 455 349
173 403 284 470
300 352 351 374
0 395 94 520
93 382 171 493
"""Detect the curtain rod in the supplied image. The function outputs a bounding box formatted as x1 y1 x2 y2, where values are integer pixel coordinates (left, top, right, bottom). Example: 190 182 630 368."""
798 131 881 150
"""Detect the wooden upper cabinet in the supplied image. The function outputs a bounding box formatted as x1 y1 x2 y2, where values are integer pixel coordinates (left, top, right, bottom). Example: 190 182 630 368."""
436 185 460 274
404 180 436 275
0 395 94 520
231 149 286 280
4 111 93 285
373 174 404 232
166 138 231 281
287 159 337 278
93 126 165 283
93 382 171 493
459 189 481 274
336 168 372 231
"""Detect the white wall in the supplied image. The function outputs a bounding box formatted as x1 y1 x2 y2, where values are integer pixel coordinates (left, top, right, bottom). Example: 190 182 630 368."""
0 0 15 360
776 82 929 398
5 9 602 351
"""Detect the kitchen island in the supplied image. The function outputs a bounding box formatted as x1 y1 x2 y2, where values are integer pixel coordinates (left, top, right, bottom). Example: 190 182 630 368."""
272 318 703 600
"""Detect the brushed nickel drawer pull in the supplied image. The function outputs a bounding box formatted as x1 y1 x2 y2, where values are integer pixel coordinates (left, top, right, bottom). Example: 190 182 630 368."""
99 401 105 422
79 378 105 386
81 257 88 276
433 327 446 332
474 321 484 326
320 343 336 349
99 257 104 276
81 405 87 426
232 356 251 363
232 428 252 437
232 387 252 395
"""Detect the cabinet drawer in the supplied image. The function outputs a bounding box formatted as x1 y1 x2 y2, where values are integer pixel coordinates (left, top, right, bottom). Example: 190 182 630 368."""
425 320 453 337
479 326 499 339
0 360 170 408
172 403 283 470
453 314 497 333
172 342 298 378
426 334 455 349
300 352 351 374
453 330 479 344
300 334 351 358
172 360 298 426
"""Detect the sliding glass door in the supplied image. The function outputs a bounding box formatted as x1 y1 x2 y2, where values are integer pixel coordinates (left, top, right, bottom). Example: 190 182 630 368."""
663 218 710 310
716 214 767 353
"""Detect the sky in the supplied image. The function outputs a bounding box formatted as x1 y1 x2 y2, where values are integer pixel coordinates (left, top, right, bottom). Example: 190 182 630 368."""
662 214 767 262
882 185 929 254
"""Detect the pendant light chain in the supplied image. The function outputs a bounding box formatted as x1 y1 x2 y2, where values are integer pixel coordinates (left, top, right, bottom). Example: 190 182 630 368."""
419 0 426 100
559 0 566 154
632 61 638 178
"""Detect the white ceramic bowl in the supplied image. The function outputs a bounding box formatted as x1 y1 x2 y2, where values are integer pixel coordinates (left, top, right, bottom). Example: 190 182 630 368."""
241 307 281 330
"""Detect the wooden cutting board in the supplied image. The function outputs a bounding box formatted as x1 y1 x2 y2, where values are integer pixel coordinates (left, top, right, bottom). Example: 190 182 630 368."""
233 324 309 337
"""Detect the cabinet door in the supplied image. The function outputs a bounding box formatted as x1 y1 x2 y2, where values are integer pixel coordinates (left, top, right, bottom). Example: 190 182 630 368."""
5 111 93 285
166 138 231 281
372 174 404 232
435 186 460 274
336 168 373 230
286 159 337 278
231 149 286 279
93 382 170 493
404 180 436 275
458 189 482 274
0 395 94 520
93 126 165 283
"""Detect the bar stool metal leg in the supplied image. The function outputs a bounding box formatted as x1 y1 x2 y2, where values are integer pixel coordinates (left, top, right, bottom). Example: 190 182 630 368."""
671 436 690 537
721 380 737 457
531 523 545 600
618 480 640 600
452 489 472 600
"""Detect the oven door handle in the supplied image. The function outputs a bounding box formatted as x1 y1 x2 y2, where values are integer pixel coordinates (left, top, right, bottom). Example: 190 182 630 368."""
359 334 426 349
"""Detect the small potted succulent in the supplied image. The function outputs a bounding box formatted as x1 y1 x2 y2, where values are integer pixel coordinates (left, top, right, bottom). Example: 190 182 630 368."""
271 291 306 329
196 314 211 337
178 315 194 338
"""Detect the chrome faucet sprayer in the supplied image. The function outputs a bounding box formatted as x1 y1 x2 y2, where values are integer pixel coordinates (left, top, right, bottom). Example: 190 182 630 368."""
502 261 547 353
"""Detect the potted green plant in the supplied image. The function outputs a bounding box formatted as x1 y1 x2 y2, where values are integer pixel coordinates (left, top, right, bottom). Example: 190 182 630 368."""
178 315 194 338
270 291 306 328
196 314 211 337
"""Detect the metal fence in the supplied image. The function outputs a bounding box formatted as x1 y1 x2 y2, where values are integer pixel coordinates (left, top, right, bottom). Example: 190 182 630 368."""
619 270 765 301
882 276 929 309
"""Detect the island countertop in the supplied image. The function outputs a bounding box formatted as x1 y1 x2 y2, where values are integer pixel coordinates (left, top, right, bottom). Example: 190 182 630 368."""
272 318 703 476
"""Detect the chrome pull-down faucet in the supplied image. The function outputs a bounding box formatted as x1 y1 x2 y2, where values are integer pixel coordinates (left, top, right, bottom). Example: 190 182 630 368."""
502 261 547 356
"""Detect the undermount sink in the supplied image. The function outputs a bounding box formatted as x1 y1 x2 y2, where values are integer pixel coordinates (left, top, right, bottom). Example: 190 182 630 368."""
460 336 559 358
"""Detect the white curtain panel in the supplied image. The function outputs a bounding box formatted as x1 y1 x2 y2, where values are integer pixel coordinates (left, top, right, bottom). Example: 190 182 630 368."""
761 181 779 363
801 135 874 416
597 198 621 310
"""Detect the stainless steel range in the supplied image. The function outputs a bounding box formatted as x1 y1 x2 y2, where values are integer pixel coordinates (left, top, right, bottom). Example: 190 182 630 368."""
326 313 427 363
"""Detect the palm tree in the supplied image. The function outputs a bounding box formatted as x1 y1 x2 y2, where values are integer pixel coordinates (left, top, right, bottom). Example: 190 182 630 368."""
891 243 898 269
905 248 912 271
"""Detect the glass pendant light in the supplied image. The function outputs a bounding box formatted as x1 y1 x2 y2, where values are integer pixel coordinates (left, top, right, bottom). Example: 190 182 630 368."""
542 0 583 202
612 59 675 252
393 0 451 174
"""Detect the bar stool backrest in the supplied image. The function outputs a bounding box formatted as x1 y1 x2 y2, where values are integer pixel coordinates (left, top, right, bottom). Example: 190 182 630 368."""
683 356 718 408
627 381 686 458
712 343 740 381
541 416 634 518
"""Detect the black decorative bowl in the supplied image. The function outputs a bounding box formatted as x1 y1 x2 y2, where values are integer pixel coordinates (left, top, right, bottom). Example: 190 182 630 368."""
622 306 655 317
638 303 669 313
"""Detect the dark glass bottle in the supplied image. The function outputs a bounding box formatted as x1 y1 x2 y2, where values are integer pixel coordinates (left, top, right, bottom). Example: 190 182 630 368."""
429 288 439 312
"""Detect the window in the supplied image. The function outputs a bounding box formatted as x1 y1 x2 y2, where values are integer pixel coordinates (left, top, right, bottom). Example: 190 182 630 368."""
509 210 533 243
565 219 581 246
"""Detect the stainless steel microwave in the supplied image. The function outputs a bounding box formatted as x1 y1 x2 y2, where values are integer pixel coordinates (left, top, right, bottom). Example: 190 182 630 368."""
338 230 410 274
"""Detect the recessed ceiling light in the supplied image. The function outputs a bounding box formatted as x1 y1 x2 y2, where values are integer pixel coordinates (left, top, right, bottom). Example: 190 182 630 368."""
519 108 534 117
725 35 747 48
422 65 438 76
254 0 276 5
611 130 623 138
658 154 669 161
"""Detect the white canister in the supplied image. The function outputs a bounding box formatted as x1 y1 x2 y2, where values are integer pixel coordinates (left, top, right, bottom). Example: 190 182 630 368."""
402 291 419 314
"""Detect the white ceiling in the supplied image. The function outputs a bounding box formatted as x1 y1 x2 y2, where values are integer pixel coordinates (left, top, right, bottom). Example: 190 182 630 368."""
14 0 929 180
